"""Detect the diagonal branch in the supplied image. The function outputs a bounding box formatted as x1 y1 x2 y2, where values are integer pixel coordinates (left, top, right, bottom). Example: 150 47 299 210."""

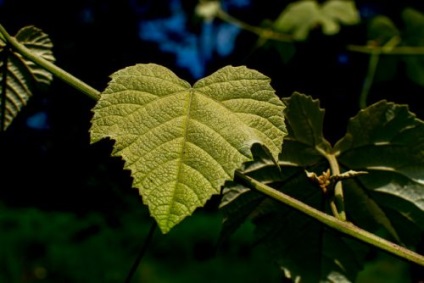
235 170 424 267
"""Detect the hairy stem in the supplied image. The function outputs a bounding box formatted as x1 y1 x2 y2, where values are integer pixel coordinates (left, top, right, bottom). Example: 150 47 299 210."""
0 24 100 101
235 171 424 267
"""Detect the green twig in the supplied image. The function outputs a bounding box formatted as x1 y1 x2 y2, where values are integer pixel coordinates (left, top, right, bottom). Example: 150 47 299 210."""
235 171 424 267
359 51 379 109
348 45 424 55
124 221 157 283
325 153 346 221
0 24 100 101
0 30 6 42
216 8 293 42
314 147 346 221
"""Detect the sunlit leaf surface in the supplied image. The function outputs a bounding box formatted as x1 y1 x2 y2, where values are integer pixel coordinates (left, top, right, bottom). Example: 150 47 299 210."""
90 63 287 233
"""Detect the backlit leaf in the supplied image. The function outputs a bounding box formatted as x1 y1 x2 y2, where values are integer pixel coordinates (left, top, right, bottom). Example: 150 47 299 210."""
90 63 287 233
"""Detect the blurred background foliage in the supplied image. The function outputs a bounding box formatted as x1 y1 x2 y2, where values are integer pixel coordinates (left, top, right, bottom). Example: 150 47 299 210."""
1 0 424 282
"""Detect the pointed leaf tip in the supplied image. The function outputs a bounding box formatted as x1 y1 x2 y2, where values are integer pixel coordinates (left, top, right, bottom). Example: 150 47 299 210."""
90 63 287 233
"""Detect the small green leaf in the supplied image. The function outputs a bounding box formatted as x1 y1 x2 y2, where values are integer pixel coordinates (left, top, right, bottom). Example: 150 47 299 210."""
273 0 359 40
90 63 287 233
367 15 400 46
320 0 361 34
0 26 55 131
282 92 332 160
402 7 424 46
274 1 320 41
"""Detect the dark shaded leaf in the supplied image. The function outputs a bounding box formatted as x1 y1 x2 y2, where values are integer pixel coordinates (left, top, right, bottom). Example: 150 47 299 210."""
367 15 399 46
221 93 424 282
0 26 54 131
335 100 424 245
220 93 369 282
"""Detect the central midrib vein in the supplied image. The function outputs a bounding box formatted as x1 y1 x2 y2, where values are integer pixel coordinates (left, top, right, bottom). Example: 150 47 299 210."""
166 88 194 225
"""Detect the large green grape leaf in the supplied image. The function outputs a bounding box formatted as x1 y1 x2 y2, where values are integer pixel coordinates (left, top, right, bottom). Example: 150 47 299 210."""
0 25 55 131
220 93 424 282
89 63 287 233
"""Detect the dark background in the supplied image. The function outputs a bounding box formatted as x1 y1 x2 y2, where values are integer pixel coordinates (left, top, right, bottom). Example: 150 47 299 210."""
1 0 423 282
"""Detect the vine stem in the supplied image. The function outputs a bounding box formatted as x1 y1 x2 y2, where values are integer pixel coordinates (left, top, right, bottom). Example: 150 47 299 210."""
347 45 424 55
216 8 293 42
0 24 100 101
235 171 424 267
349 37 412 109
2 22 424 268
124 221 157 283
359 51 379 109
327 153 346 220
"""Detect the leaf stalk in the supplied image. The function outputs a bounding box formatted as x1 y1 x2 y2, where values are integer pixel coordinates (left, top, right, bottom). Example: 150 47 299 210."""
315 146 347 221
